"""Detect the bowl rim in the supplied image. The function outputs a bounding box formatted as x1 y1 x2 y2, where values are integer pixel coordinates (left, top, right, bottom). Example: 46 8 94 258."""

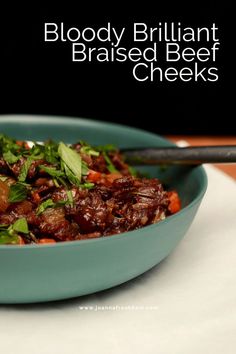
0 114 208 250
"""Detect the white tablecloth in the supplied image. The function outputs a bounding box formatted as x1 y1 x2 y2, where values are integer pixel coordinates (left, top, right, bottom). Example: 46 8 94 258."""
0 165 236 354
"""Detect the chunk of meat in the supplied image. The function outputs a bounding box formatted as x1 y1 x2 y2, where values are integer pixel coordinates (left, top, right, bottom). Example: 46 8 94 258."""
0 200 33 224
72 192 113 233
39 207 79 241
0 180 10 212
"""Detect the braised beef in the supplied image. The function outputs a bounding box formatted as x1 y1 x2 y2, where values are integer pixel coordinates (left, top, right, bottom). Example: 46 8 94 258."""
0 136 181 244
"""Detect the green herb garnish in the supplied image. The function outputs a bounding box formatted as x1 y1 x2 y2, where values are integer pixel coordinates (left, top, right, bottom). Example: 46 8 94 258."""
3 151 20 164
1 135 120 191
80 145 100 157
0 232 19 245
58 142 82 182
0 218 29 244
66 190 74 207
18 157 33 182
62 162 81 187
36 194 74 215
39 165 64 178
0 134 22 155
103 152 118 173
8 183 28 202
36 198 55 215
44 140 59 164
12 218 29 234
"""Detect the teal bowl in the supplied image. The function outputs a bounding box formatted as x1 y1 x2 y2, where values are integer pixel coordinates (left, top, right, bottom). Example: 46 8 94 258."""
0 115 207 303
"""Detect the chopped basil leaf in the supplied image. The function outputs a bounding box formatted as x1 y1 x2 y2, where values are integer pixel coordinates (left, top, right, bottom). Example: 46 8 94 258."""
36 199 55 215
3 151 20 164
0 218 29 244
53 178 60 188
0 232 19 245
0 224 9 229
37 195 75 215
58 142 82 182
30 144 42 155
82 161 89 175
103 152 118 173
9 183 28 202
66 190 74 207
39 165 64 178
18 157 33 182
83 182 94 189
0 134 20 155
12 218 29 234
80 145 100 157
63 162 81 187
44 141 59 164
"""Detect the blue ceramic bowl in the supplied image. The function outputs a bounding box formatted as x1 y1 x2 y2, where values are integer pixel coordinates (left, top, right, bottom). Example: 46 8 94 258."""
0 115 207 303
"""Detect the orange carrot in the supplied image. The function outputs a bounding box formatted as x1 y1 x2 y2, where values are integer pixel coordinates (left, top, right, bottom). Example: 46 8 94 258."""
106 172 122 183
167 191 181 214
18 236 25 245
32 191 41 204
87 170 102 183
16 141 30 149
38 238 56 244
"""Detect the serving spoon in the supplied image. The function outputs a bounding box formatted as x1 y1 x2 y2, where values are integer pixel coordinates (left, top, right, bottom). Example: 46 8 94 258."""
121 146 236 165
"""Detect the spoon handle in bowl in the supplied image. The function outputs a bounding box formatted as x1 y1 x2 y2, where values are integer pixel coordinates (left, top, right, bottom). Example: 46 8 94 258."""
122 146 236 165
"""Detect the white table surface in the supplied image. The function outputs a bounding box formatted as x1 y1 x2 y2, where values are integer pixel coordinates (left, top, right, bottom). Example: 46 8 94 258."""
0 165 236 354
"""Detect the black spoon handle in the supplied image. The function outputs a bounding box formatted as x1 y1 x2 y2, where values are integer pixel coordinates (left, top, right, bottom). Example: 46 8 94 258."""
122 146 236 165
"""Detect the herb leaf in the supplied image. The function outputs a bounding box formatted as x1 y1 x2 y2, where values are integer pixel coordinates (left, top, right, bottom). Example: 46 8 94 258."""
80 145 100 157
44 141 59 164
12 218 29 234
18 157 33 182
58 142 82 182
36 199 55 215
63 162 80 187
66 190 74 207
103 152 118 173
81 161 89 176
3 151 20 164
0 232 19 245
9 183 28 202
39 165 64 178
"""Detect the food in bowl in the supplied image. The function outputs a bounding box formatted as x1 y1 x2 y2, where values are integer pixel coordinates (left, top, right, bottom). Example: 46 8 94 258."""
0 134 181 245
0 116 207 303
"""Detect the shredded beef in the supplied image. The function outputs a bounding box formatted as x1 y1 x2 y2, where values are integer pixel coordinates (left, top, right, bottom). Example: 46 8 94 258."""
0 138 181 244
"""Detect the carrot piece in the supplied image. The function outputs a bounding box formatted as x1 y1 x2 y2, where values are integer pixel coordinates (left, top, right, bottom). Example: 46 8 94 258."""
167 191 181 214
106 172 122 183
32 191 41 204
16 141 30 149
87 170 102 183
16 140 24 147
18 236 25 245
38 238 56 244
0 180 10 213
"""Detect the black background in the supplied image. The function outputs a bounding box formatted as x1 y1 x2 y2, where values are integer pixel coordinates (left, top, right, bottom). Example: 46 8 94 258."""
0 2 233 135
